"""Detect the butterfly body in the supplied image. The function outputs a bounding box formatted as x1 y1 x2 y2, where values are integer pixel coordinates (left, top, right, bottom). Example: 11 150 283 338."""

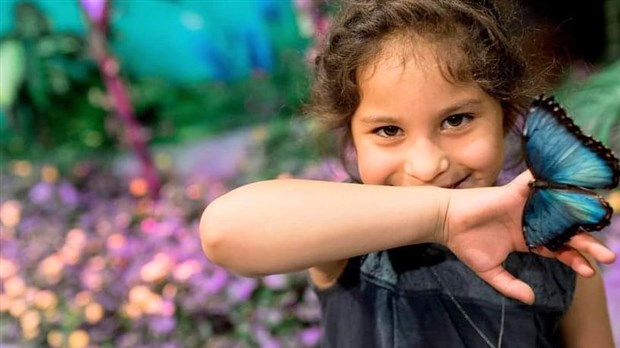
522 95 619 250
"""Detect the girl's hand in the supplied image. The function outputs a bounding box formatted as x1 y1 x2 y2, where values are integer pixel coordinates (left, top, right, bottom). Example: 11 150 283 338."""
441 170 616 304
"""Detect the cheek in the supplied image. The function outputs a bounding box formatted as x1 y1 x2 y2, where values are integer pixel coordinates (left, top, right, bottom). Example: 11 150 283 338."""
356 148 396 184
455 137 505 175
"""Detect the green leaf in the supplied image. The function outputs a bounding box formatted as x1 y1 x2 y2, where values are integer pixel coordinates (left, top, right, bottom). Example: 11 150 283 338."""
0 39 26 109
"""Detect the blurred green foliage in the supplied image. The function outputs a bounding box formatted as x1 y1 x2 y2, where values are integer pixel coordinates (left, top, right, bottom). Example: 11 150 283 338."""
130 49 311 145
0 2 109 163
0 1 312 167
555 60 620 155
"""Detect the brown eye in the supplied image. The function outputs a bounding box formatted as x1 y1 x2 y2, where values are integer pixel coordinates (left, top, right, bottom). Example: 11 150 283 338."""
441 114 473 129
375 126 402 137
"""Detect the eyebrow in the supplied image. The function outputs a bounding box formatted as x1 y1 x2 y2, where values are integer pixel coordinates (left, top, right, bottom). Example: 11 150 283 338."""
438 98 483 115
358 115 401 125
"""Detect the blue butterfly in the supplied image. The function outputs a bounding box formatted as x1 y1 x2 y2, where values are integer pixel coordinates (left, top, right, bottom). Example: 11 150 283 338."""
522 95 619 250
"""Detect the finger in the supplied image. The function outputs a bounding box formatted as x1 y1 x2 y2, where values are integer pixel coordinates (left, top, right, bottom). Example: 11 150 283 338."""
511 170 534 184
509 170 534 195
478 267 535 305
567 233 617 264
532 245 596 277
553 247 594 277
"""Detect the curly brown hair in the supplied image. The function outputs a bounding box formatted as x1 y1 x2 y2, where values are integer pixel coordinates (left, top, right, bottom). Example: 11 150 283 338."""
306 0 548 173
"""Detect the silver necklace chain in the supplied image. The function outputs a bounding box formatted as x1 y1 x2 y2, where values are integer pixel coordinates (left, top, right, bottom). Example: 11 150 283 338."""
430 267 505 348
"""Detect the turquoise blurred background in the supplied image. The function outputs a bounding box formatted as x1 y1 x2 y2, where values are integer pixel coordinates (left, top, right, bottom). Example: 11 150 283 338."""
0 0 304 82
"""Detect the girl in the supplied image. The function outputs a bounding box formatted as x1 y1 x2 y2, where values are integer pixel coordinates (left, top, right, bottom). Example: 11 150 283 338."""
200 1 617 347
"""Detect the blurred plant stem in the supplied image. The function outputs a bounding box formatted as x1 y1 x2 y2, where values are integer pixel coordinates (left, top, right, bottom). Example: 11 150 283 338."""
80 0 161 199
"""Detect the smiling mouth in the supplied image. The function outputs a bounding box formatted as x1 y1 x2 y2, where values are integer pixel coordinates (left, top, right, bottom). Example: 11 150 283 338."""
445 175 469 189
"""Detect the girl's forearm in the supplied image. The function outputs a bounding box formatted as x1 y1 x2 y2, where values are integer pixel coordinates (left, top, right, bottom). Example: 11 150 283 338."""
200 179 449 276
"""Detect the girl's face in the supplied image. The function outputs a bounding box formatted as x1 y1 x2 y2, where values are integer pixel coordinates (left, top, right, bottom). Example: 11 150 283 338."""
351 40 505 188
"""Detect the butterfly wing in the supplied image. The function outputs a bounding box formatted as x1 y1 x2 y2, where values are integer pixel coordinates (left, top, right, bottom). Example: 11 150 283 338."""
524 96 619 189
523 187 613 250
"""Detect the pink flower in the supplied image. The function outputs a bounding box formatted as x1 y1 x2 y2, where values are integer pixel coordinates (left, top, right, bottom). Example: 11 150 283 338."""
173 259 203 282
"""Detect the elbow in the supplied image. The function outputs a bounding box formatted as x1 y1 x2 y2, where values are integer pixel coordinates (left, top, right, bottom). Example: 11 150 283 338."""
199 199 228 268
199 198 260 277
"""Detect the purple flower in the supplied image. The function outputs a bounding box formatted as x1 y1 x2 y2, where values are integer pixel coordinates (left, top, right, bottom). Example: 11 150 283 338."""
202 267 229 294
79 0 107 26
294 305 322 323
3 157 326 345
294 288 322 321
252 324 282 348
117 333 140 348
262 274 288 290
29 181 53 203
227 277 258 303
58 181 79 205
298 326 322 347
255 307 283 325
160 343 180 348
148 315 176 335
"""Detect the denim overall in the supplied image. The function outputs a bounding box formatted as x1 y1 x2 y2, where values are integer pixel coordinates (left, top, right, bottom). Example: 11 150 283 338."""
315 244 575 348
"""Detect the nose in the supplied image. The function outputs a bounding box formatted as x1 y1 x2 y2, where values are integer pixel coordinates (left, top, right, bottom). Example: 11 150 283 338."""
403 138 449 184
